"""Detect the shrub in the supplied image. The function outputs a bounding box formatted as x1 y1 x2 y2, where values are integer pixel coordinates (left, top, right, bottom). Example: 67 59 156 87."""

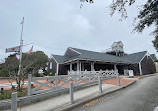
0 89 27 100
0 69 9 77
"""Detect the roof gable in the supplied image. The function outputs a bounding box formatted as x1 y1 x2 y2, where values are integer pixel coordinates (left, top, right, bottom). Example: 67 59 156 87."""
51 54 69 63
150 54 156 61
122 51 147 63
112 41 123 47
64 47 81 57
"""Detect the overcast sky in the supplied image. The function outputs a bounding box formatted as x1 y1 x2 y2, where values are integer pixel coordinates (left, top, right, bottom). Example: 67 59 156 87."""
0 0 157 60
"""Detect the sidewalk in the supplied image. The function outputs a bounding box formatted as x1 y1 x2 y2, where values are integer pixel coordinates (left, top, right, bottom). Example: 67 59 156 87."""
2 77 136 111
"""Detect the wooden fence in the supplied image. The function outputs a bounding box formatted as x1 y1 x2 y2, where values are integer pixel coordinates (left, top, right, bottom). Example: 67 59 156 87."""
28 70 119 96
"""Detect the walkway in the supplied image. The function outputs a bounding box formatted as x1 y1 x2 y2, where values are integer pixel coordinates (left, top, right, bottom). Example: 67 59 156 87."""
1 76 137 111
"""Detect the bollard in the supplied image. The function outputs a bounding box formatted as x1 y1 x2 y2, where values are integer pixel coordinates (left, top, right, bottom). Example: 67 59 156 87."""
117 73 121 87
69 82 74 104
98 76 103 93
27 74 32 96
1 88 4 94
55 73 58 88
11 92 17 111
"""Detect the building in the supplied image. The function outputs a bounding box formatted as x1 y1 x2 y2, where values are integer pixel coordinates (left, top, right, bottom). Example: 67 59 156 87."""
150 54 158 72
49 42 156 76
150 54 157 61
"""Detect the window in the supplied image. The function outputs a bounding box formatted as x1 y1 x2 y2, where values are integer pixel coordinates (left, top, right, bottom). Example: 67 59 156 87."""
50 62 52 69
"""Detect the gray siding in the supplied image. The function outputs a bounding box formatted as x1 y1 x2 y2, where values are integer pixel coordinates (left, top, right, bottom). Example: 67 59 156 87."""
50 58 57 74
58 64 69 75
141 56 156 75
129 64 140 75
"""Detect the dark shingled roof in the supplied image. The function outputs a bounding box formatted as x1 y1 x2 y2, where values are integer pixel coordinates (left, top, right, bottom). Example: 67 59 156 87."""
150 54 156 61
122 51 147 63
52 55 69 63
52 47 148 64
70 47 131 63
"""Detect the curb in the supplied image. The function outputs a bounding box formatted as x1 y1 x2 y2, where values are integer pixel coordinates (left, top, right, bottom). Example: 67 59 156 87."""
138 73 158 79
58 80 136 111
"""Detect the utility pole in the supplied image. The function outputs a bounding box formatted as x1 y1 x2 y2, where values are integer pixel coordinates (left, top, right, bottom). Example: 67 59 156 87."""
17 17 24 76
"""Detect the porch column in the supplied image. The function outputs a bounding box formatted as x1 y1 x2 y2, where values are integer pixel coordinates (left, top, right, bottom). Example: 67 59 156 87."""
91 63 94 71
79 62 81 71
56 63 59 76
114 64 117 70
70 63 72 71
82 63 84 71
139 62 142 75
77 62 79 72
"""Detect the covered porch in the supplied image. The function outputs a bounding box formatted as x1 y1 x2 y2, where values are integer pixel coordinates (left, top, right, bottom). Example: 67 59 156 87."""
57 60 131 75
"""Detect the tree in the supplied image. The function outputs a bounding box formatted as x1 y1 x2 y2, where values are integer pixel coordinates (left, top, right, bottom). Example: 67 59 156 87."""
1 51 48 91
82 0 158 50
21 51 48 75
0 69 9 77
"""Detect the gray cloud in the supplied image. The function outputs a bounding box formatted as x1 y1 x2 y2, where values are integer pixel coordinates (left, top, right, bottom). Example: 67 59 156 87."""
0 0 156 60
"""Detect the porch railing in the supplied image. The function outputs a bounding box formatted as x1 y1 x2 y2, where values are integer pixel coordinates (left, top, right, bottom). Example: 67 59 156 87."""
68 69 118 77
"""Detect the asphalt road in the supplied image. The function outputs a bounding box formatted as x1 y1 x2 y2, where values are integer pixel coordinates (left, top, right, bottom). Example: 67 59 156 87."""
71 75 158 111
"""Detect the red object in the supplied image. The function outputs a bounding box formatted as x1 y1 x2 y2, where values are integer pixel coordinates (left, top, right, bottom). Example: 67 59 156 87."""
28 46 33 54
15 54 20 59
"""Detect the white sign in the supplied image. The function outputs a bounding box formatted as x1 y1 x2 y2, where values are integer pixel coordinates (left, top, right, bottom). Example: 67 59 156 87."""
6 46 20 53
129 70 134 77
